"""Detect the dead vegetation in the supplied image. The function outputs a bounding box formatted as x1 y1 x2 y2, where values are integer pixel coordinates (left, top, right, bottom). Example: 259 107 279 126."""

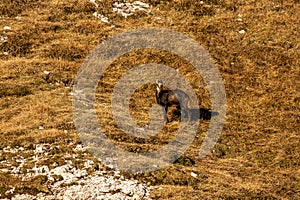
0 0 299 199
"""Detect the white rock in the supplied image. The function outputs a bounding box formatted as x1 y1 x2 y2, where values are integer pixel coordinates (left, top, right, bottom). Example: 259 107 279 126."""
101 16 109 23
5 187 15 194
0 36 8 42
34 144 44 153
3 26 11 31
0 168 10 173
74 89 83 94
74 169 88 178
112 0 150 18
11 194 36 200
74 144 83 151
93 12 109 23
18 147 25 151
90 0 99 7
84 160 94 168
43 70 50 75
133 1 150 8
11 166 20 174
33 165 50 174
191 172 198 178
3 143 151 200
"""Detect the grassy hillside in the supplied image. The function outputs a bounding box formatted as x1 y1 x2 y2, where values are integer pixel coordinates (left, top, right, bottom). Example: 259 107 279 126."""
0 0 299 199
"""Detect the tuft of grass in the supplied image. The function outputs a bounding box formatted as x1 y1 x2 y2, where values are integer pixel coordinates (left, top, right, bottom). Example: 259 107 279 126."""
45 43 87 61
0 0 44 17
1 29 35 57
0 84 32 98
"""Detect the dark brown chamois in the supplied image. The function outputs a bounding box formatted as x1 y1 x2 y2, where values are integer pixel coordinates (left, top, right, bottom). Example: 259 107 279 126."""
155 79 190 122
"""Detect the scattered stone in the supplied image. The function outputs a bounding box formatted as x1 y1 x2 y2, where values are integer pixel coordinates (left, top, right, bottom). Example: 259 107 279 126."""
1 143 151 199
0 36 8 43
237 13 243 21
93 12 109 23
74 144 86 151
34 144 44 154
3 26 12 31
33 165 50 174
90 0 99 8
191 172 198 178
84 160 94 169
112 1 151 18
43 70 50 75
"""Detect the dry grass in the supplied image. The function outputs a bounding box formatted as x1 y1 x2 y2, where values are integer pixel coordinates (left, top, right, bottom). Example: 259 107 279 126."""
0 0 299 199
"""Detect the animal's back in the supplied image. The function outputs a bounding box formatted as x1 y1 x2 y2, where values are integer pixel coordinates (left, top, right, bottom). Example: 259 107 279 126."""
172 89 190 102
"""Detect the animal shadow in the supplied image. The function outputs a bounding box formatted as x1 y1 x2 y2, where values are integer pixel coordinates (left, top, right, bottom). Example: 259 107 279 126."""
190 108 219 121
172 108 218 121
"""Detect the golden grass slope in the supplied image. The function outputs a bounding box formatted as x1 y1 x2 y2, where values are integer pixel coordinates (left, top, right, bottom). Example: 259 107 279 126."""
0 0 299 199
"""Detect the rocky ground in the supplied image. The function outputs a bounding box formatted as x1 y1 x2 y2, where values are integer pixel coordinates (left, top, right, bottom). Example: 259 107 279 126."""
0 144 150 199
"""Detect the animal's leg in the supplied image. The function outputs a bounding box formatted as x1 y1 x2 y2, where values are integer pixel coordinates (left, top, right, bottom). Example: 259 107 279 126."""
178 104 187 118
176 105 181 112
164 106 169 123
176 105 182 118
180 104 190 120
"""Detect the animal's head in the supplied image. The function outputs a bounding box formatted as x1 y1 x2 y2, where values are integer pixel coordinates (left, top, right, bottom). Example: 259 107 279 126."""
156 79 163 91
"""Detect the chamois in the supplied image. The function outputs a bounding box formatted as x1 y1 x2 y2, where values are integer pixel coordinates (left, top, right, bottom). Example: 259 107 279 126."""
155 79 190 122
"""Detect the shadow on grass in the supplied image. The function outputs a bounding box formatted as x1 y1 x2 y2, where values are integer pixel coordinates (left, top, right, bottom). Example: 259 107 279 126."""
191 108 219 121
174 156 195 166
173 108 218 121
